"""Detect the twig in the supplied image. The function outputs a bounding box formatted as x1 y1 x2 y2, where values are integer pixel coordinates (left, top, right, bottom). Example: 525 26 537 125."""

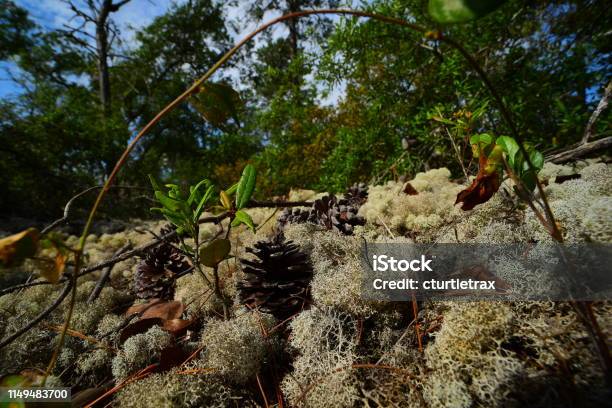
87 243 132 302
377 215 396 239
41 185 150 235
84 363 156 408
376 317 417 365
546 136 612 164
256 374 270 408
0 280 72 350
582 81 611 144
41 323 116 352
41 186 101 234
248 199 312 208
445 127 469 181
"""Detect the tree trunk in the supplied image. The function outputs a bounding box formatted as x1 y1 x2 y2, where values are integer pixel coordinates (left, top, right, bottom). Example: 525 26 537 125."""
96 0 113 115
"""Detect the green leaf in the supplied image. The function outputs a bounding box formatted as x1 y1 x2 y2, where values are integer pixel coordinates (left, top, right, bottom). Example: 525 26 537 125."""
148 174 163 192
199 238 231 267
193 185 215 222
236 164 256 209
160 208 187 229
0 228 40 268
181 243 195 255
188 179 210 206
190 82 242 127
428 0 507 24
154 191 183 212
231 210 256 232
470 133 493 146
495 135 519 165
520 170 538 192
166 184 182 200
470 133 494 158
528 149 544 172
225 182 239 196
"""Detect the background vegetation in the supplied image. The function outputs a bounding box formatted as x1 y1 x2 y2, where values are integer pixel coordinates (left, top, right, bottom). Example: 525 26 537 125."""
0 0 609 220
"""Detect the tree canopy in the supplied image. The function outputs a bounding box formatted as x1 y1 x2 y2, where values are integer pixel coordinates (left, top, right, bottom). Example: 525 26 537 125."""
0 0 609 219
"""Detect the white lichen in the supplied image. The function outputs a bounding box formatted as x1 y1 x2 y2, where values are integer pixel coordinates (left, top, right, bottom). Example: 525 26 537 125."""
111 326 173 380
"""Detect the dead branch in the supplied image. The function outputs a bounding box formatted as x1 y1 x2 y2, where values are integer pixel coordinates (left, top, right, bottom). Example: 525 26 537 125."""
546 136 612 164
582 81 611 144
2 201 305 297
41 185 150 235
247 199 313 208
0 280 72 350
87 243 132 302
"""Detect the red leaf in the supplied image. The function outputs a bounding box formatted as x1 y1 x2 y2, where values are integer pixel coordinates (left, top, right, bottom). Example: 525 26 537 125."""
455 155 501 210
162 319 193 336
402 182 419 195
126 299 184 321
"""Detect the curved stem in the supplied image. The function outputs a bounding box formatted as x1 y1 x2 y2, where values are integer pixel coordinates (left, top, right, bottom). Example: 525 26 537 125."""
440 36 562 242
44 7 565 382
43 9 427 381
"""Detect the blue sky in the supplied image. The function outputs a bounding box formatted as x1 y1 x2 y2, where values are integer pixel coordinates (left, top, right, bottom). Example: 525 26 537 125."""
1 0 357 102
1 0 186 98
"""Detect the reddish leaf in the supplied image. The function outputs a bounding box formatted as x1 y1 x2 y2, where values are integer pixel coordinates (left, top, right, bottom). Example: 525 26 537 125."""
402 182 419 195
162 319 193 336
455 155 501 210
554 174 581 184
126 299 184 321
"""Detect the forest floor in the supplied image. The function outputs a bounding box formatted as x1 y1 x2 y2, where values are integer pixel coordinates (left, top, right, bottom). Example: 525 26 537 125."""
0 158 610 407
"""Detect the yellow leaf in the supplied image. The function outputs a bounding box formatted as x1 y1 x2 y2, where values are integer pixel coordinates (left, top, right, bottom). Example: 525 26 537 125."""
38 249 68 283
219 191 232 210
0 228 40 268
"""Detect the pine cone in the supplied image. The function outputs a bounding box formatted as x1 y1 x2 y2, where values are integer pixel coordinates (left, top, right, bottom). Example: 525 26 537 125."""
238 235 313 319
134 240 191 300
159 224 179 244
276 193 367 235
344 182 368 207
276 207 317 230
312 194 365 235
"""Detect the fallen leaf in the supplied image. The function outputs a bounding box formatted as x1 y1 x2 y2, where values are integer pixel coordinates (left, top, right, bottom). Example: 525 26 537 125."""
554 174 581 184
39 251 68 283
402 182 419 195
0 228 40 268
125 298 163 316
162 319 193 336
126 299 184 321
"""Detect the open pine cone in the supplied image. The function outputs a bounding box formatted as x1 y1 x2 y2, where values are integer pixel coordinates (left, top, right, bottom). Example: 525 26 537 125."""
276 189 367 235
344 182 369 207
134 227 191 300
238 235 313 319
312 194 366 235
